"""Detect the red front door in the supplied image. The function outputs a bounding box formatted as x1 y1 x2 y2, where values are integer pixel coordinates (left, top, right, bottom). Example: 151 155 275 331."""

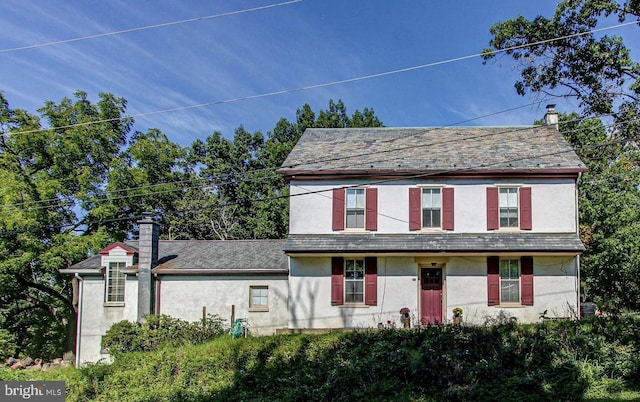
421 268 443 324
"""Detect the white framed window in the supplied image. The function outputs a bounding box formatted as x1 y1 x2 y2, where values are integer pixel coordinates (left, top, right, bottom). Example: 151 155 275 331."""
422 188 441 228
106 261 126 303
499 188 519 228
345 259 364 303
250 286 269 310
500 259 520 303
345 188 365 228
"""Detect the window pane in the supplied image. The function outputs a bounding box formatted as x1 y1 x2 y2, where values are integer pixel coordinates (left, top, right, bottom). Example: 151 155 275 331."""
344 259 364 303
500 259 520 303
107 262 125 303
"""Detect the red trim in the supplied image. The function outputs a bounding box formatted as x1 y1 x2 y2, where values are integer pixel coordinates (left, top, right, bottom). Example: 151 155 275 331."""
409 188 421 230
519 187 532 230
487 256 500 306
332 188 345 231
521 256 534 306
99 242 136 256
442 188 454 231
486 188 499 230
278 169 585 182
364 257 377 306
365 188 378 231
331 257 344 306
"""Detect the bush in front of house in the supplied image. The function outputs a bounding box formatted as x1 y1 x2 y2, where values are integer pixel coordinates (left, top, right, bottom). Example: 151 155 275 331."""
101 314 226 356
12 314 640 401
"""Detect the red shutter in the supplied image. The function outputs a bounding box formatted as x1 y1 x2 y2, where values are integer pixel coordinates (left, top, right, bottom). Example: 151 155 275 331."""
487 256 500 306
409 188 421 230
332 188 345 231
519 187 532 230
331 257 344 306
365 188 378 231
364 257 377 306
521 256 534 306
487 187 499 230
442 188 454 231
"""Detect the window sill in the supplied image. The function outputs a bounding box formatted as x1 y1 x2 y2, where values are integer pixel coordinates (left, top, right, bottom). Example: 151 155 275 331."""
339 304 370 308
249 307 269 312
103 302 125 307
495 303 526 308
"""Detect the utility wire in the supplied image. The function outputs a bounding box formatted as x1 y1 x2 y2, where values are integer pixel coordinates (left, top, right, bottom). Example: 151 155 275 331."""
1 117 637 229
0 96 562 210
0 0 303 54
2 20 638 138
2 113 634 215
3 129 636 237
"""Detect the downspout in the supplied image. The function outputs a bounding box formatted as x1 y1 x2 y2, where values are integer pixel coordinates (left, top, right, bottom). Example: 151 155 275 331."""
74 273 83 367
576 171 582 316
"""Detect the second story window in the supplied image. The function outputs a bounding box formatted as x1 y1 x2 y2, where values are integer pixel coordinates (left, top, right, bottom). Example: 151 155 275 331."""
422 188 441 228
487 187 532 230
333 188 378 231
499 188 519 228
345 188 365 228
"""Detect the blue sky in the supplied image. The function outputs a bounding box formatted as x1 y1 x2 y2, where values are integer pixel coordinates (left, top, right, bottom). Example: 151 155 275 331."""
1 1 638 146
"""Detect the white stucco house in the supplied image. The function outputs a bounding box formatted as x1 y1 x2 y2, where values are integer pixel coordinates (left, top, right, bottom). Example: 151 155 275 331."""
63 106 586 365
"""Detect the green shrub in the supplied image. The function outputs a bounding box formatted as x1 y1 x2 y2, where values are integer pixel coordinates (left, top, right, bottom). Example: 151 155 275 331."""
0 329 16 360
101 314 226 357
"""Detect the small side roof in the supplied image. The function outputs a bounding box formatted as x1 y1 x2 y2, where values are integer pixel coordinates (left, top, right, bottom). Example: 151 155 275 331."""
63 239 288 275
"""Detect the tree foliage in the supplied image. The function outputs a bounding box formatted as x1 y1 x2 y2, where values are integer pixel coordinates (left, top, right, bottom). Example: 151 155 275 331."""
483 0 640 117
168 99 383 240
557 113 640 311
485 1 640 310
0 91 382 359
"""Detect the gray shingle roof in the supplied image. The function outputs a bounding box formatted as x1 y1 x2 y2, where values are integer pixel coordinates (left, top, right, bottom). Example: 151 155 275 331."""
66 240 288 273
284 233 585 254
278 126 586 176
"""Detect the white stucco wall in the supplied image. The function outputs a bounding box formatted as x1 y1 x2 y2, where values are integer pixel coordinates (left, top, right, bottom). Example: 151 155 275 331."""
76 274 138 365
289 255 578 329
445 256 579 324
289 179 577 234
288 257 420 329
158 275 289 335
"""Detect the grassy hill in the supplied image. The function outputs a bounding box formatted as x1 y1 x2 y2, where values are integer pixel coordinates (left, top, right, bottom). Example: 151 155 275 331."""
2 315 640 401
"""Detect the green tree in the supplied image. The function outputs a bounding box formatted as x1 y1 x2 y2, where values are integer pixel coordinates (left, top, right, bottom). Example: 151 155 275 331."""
482 0 639 117
555 113 640 311
172 99 383 240
484 2 640 310
0 91 131 358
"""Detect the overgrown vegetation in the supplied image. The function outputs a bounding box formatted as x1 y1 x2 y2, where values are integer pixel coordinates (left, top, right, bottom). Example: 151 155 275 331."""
4 316 639 401
101 314 226 357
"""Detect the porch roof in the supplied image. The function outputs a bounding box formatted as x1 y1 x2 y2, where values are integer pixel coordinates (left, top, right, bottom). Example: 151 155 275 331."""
283 232 585 254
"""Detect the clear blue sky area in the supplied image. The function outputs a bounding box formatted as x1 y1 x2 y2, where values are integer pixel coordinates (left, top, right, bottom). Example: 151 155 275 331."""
1 1 638 145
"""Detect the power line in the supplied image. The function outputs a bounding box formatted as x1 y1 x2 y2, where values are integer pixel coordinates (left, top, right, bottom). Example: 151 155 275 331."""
0 0 303 54
0 97 561 211
2 113 633 215
2 118 637 234
2 20 637 139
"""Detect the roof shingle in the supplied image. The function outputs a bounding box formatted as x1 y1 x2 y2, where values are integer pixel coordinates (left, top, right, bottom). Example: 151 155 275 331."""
278 126 586 176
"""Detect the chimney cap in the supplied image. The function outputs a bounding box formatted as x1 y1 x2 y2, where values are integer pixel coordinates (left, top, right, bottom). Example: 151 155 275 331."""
139 212 156 223
546 104 557 112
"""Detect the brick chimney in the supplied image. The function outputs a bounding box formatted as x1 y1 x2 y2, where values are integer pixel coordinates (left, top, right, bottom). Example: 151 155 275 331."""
137 212 158 321
544 104 559 130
